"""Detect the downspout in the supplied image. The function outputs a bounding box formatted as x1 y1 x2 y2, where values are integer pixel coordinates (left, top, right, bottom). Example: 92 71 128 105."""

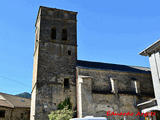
76 67 79 118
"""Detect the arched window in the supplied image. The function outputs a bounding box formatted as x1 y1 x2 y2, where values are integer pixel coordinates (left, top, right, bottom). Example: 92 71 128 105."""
62 28 67 40
51 28 56 40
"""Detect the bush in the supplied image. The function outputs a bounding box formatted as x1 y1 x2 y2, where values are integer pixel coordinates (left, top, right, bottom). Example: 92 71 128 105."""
57 97 72 110
48 98 74 120
48 106 74 120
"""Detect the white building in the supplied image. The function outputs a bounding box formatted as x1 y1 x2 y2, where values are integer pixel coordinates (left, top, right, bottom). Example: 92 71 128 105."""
138 40 160 119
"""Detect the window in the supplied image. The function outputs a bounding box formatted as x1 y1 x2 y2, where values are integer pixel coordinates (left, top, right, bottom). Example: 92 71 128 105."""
134 81 138 93
62 29 67 40
110 78 115 93
64 78 69 89
68 50 71 55
131 80 139 93
51 28 56 40
0 110 5 118
21 113 24 119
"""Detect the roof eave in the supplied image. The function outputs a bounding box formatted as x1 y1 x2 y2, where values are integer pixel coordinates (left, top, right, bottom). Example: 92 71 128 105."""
139 50 149 56
139 40 160 56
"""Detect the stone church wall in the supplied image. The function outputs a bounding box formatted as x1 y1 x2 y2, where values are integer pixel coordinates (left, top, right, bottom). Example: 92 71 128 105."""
31 6 77 120
78 67 154 120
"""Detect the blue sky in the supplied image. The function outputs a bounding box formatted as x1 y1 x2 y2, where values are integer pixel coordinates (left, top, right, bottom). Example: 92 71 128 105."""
0 0 160 95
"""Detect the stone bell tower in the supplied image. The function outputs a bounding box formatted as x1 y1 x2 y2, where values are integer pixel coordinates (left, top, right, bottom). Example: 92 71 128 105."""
30 6 77 120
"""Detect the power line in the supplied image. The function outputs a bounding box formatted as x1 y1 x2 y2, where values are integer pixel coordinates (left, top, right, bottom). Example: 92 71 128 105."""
0 75 31 87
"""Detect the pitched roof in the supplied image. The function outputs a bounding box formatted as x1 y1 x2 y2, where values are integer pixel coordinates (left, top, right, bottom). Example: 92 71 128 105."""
77 60 150 73
0 92 30 108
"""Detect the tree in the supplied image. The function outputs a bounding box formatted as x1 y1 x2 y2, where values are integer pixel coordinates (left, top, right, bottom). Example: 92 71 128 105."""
48 98 74 120
57 97 72 110
48 106 74 120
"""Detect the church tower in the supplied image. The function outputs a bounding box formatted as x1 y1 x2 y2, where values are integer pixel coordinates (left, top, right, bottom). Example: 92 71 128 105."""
31 6 77 120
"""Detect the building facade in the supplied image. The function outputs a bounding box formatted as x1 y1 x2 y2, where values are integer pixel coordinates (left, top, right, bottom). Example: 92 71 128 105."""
138 40 160 119
31 6 155 120
31 6 77 120
0 92 30 120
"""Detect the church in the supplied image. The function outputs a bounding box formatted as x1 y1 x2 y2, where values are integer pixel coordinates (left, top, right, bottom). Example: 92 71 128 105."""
30 6 155 120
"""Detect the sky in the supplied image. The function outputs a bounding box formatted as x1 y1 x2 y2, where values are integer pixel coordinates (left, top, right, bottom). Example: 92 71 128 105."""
0 0 160 95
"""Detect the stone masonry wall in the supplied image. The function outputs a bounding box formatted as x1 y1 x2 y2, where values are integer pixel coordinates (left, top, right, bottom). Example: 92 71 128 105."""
31 6 77 120
78 67 154 120
0 107 30 120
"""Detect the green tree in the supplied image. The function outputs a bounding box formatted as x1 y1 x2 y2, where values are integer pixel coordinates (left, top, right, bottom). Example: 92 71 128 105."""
57 97 72 110
48 106 74 120
48 98 74 120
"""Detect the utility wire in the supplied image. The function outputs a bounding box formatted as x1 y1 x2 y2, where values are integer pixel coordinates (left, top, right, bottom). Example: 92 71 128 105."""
0 75 31 87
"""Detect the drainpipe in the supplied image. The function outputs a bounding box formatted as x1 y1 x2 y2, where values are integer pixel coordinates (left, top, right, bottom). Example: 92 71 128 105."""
76 68 79 118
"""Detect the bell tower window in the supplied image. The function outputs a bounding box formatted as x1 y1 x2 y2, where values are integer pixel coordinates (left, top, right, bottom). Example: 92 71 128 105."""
62 29 67 40
51 28 56 40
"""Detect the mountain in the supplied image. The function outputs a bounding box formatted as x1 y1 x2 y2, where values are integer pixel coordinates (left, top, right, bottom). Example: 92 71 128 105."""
16 92 31 99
